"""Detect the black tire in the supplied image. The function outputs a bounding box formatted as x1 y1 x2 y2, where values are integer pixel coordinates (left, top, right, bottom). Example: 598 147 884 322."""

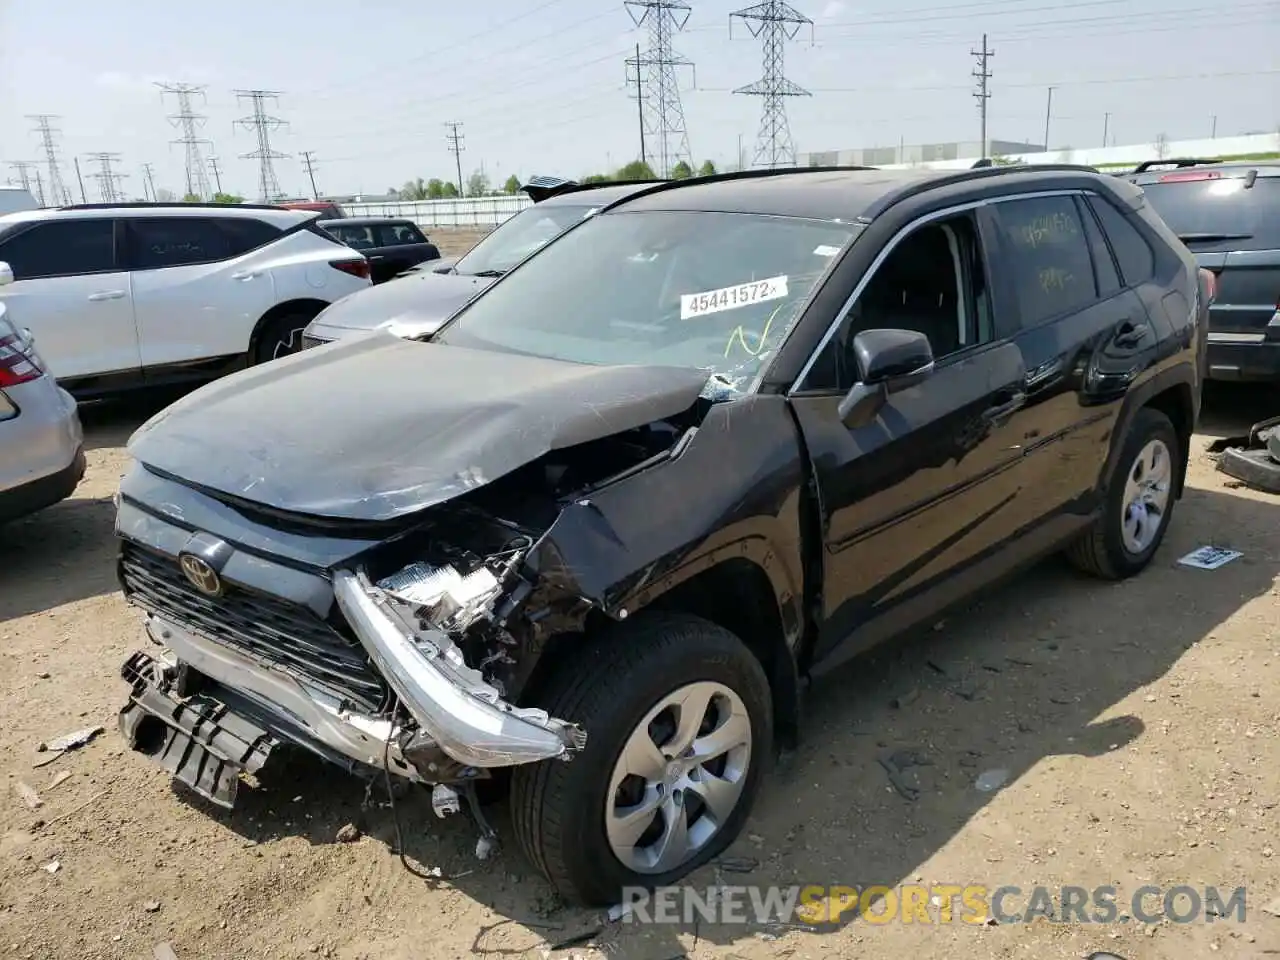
510 612 773 906
1066 407 1180 579
254 312 314 365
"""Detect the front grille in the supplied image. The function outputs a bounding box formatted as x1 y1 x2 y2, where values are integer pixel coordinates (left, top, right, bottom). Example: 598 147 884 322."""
120 541 387 713
301 334 330 350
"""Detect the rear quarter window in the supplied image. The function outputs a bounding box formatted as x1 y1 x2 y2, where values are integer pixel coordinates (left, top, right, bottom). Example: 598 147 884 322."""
1087 195 1155 286
1138 174 1280 252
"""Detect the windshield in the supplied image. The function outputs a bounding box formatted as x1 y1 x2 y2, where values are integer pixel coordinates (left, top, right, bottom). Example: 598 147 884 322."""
454 202 597 276
1141 175 1280 250
435 210 858 386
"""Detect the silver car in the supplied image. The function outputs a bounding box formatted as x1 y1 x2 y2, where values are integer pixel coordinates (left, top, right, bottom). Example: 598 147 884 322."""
0 267 85 523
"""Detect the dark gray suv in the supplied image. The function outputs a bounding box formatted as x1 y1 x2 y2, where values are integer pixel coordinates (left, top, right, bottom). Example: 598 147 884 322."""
1125 159 1280 382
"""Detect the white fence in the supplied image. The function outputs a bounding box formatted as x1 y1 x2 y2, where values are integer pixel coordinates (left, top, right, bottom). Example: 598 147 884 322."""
873 133 1280 172
343 195 532 228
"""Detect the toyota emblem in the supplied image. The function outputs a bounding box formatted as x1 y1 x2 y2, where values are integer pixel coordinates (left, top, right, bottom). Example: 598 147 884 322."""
179 553 223 597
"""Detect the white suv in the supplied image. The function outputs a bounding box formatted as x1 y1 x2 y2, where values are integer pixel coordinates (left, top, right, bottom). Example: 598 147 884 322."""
0 203 371 397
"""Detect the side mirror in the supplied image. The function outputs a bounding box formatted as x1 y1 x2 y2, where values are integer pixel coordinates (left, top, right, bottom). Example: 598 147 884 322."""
837 328 935 427
0 262 13 287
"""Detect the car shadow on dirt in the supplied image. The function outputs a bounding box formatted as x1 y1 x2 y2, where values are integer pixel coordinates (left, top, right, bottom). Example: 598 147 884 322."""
0 495 119 621
175 480 1279 960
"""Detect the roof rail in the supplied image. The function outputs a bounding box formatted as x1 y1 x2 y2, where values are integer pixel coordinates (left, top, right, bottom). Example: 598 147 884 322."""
1132 158 1222 174
57 201 289 212
593 164 880 213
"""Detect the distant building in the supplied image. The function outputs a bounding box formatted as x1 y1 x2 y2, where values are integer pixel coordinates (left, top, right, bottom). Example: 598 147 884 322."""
799 139 1045 166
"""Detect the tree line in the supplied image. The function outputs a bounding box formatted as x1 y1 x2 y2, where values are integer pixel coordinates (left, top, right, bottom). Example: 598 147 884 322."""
388 159 720 201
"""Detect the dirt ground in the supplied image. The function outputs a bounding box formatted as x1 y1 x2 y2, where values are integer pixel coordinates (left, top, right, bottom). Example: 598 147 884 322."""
2 383 1278 960
430 227 494 257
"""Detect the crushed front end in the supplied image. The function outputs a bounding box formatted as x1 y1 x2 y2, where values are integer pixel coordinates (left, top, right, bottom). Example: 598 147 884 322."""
114 464 588 810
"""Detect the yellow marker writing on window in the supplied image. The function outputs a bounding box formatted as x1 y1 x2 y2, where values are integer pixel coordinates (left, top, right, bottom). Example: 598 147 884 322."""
724 303 786 359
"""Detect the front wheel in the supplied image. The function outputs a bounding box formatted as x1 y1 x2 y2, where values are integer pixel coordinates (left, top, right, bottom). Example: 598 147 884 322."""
1066 406 1180 579
510 613 773 906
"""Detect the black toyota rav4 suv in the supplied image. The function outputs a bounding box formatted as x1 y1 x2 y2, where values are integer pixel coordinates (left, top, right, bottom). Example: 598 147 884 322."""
114 165 1209 905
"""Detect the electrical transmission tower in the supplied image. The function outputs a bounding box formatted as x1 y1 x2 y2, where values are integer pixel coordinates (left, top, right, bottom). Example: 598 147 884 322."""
27 115 74 205
731 2 813 169
300 150 320 199
971 34 995 159
157 82 215 199
85 153 127 203
444 122 465 196
141 163 158 201
6 161 37 195
234 90 289 202
624 1 694 177
207 156 224 194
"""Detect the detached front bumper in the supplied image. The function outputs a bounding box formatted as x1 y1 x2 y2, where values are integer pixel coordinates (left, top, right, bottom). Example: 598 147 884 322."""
119 572 585 808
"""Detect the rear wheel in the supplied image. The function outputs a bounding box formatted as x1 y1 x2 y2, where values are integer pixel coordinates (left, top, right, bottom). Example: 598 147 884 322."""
1066 407 1180 579
510 613 772 906
254 312 314 364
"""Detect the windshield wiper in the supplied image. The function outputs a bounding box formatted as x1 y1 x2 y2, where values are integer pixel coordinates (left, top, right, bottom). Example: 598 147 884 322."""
1176 232 1253 243
469 269 507 278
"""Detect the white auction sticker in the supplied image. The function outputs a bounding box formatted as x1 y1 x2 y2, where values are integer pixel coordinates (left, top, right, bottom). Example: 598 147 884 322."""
813 244 842 257
680 275 789 320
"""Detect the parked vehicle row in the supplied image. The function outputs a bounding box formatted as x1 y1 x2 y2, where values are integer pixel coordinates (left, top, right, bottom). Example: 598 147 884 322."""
111 164 1210 907
0 202 371 398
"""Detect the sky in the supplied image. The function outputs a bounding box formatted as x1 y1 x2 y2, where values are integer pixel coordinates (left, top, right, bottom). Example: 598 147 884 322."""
1 0 1276 201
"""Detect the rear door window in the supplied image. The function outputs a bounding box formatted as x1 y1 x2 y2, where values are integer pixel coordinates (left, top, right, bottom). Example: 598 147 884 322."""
127 218 234 269
376 222 426 246
0 219 117 279
327 224 377 250
992 195 1099 327
1138 174 1280 252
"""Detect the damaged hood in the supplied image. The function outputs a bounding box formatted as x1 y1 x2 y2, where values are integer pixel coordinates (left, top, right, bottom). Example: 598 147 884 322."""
127 333 709 521
305 269 493 341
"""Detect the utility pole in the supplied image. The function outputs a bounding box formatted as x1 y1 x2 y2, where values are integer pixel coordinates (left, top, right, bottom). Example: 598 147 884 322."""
1210 115 1218 138
1103 112 1111 147
233 90 289 202
157 83 215 200
141 162 158 201
85 152 127 203
1043 86 1055 152
625 1 695 176
971 34 994 158
626 41 648 167
445 121 465 196
732 1 814 169
300 150 320 199
207 156 224 194
27 115 73 206
73 157 87 203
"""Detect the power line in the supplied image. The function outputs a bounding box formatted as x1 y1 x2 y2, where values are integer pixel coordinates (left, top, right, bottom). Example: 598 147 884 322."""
85 152 127 203
157 82 214 200
445 121 465 196
300 150 321 199
972 33 995 157
234 89 289 202
27 115 73 206
625 1 694 177
731 1 814 169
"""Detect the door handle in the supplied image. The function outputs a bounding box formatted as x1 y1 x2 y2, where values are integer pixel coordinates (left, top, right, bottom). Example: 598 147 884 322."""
230 270 260 281
983 390 1027 426
367 255 385 261
87 290 125 301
